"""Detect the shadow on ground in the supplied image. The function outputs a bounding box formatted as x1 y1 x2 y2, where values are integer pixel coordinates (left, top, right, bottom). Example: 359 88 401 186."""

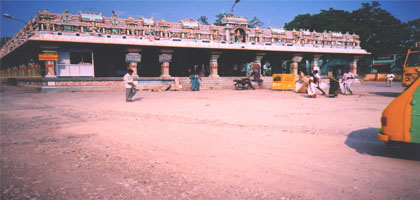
369 92 401 97
133 97 143 102
345 128 420 161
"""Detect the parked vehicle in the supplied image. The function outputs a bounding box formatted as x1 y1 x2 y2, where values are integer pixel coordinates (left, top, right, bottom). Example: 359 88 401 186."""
402 42 420 87
233 77 254 90
378 76 420 147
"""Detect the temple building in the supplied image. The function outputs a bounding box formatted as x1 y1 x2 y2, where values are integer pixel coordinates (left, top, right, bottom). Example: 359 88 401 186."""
0 9 369 89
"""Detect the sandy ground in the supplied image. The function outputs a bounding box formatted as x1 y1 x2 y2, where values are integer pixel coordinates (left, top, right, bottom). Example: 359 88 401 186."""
1 82 420 200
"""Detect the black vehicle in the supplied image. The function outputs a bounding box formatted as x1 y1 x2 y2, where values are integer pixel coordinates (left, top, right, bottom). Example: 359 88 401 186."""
233 77 255 90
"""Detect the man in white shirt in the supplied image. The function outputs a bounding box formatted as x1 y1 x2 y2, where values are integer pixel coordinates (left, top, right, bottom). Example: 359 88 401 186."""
307 77 317 98
386 73 395 87
312 70 326 95
123 69 137 102
341 69 355 95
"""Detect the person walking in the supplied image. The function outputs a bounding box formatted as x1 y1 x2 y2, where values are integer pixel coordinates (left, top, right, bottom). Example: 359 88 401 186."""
307 77 317 98
386 73 395 87
342 69 355 95
329 69 340 98
252 64 261 81
123 69 137 102
245 62 252 76
189 71 202 91
200 64 206 77
312 70 326 95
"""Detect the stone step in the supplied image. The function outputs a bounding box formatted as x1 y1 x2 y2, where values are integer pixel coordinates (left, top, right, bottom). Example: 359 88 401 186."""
178 77 272 90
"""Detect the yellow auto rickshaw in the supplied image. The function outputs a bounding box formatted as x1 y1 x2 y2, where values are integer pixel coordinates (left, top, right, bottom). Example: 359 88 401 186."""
378 76 420 145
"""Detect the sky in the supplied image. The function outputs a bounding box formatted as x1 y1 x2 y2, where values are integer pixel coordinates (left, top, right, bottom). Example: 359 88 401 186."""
1 0 419 37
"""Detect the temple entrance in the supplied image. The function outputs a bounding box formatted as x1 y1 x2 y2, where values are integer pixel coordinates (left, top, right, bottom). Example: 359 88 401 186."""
139 47 160 77
93 45 126 77
171 48 209 77
261 53 291 75
218 50 254 76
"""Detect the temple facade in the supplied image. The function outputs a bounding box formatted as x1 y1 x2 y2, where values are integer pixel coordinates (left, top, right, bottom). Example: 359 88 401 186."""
0 9 369 82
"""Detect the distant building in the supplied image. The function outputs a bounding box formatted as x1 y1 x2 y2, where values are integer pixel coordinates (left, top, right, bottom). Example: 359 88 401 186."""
0 9 369 84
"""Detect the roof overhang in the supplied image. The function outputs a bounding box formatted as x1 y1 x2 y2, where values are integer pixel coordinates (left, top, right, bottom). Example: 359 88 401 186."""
26 34 370 55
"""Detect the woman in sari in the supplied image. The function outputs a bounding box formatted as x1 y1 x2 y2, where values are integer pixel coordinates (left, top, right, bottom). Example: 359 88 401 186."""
329 69 340 97
189 71 202 91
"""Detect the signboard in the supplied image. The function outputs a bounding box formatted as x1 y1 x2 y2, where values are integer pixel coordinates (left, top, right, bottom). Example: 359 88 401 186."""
125 53 141 62
39 53 58 61
272 74 295 90
291 56 303 63
159 54 172 63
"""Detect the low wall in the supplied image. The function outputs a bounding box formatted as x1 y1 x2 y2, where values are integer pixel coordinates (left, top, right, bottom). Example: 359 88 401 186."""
2 76 275 92
361 73 401 81
5 77 174 92
179 76 273 90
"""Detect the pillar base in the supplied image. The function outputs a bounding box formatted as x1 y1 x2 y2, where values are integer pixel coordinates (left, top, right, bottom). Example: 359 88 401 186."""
209 74 219 78
160 75 171 79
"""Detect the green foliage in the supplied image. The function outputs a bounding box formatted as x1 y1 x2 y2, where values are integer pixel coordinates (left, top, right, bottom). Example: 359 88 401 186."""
0 36 11 47
248 16 264 28
350 2 408 57
212 12 263 28
407 18 420 47
213 13 228 26
197 16 209 25
284 1 419 59
284 9 352 33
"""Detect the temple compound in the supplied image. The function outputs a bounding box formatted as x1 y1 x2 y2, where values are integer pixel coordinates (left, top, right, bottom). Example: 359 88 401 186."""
0 9 369 90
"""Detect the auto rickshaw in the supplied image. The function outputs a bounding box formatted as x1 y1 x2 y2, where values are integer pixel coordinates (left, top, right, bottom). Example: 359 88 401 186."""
377 76 420 146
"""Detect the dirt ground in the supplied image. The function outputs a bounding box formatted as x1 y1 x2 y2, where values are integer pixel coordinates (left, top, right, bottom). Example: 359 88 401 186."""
1 82 419 200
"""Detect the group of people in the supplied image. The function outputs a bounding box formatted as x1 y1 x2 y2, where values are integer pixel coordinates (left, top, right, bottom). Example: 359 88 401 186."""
188 63 263 92
306 69 355 98
122 67 204 102
123 67 363 102
306 70 324 98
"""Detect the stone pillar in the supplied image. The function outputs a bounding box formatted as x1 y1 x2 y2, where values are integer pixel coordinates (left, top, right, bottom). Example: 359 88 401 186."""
28 63 34 77
350 56 360 75
39 50 58 78
311 54 322 72
128 62 138 77
290 54 303 79
44 60 56 78
19 65 24 77
159 49 173 79
290 62 298 77
125 49 141 77
126 48 142 77
23 65 29 77
34 64 41 77
226 29 230 42
254 53 266 77
209 51 221 78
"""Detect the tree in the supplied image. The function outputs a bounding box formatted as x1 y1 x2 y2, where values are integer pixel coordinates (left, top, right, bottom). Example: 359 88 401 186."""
197 16 209 25
284 9 352 33
350 2 408 57
248 16 264 28
284 1 415 58
407 18 420 47
0 36 11 48
212 13 263 28
213 12 228 26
